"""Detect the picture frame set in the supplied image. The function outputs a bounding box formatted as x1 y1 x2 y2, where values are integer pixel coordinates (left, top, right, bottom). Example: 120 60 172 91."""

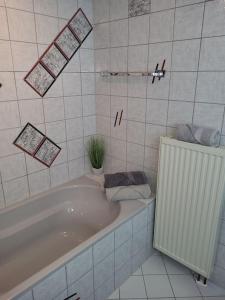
24 8 93 97
13 123 61 167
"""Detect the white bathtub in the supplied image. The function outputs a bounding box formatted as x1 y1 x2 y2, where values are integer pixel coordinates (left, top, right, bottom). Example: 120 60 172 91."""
0 176 154 300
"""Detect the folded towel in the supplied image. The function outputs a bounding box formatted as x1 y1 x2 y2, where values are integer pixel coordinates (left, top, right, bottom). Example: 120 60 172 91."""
104 171 148 189
176 124 220 147
106 184 151 202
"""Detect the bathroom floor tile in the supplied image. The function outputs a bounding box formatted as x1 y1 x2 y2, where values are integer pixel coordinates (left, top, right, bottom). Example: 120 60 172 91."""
169 275 201 297
142 255 167 275
119 275 147 299
144 274 174 298
163 255 191 275
132 267 142 275
198 281 225 297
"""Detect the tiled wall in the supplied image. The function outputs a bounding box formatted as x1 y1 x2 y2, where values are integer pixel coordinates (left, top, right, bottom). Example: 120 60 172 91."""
15 202 155 300
93 0 225 288
0 0 96 209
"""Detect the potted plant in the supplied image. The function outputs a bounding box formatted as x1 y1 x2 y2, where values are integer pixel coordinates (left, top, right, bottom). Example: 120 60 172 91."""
87 136 105 175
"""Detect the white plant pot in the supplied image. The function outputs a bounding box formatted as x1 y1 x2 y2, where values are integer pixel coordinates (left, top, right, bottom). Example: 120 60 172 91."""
92 166 103 175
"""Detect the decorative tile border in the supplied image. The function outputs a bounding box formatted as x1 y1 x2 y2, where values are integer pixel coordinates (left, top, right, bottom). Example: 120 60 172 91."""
24 8 93 97
13 123 61 167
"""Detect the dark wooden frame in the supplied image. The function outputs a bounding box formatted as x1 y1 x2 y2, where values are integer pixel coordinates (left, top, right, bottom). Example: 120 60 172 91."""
13 122 46 156
34 137 61 167
24 8 93 97
13 123 61 167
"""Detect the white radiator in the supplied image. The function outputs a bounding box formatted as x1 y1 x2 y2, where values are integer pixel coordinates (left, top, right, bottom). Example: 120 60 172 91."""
154 137 225 278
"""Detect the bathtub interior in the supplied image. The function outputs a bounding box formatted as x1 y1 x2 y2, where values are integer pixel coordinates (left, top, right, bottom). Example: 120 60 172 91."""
0 185 120 294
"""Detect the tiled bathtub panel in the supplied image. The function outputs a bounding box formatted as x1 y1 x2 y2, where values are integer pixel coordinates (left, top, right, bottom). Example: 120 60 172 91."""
132 225 148 256
94 253 115 289
115 219 132 248
66 247 93 286
94 276 115 300
115 259 132 289
67 270 94 299
93 231 114 265
132 207 148 234
148 201 155 224
32 267 67 300
132 247 150 274
15 290 33 300
115 239 132 270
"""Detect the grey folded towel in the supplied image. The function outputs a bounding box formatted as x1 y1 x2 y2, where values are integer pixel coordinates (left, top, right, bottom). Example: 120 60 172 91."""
106 184 151 201
176 124 220 147
104 171 148 189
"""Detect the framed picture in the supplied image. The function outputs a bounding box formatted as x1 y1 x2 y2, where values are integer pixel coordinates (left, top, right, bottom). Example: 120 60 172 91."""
69 8 92 43
34 138 61 167
24 63 55 97
41 44 68 77
13 123 45 156
55 26 80 59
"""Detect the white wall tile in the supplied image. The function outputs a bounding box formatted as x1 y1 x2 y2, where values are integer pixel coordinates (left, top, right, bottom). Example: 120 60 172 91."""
64 96 82 119
127 142 144 166
80 49 95 72
19 99 44 126
0 183 5 209
128 45 148 72
203 0 225 37
28 169 50 195
0 7 9 39
5 0 33 12
94 23 110 49
3 176 29 206
11 42 38 72
0 101 20 130
50 163 69 187
66 118 83 140
34 0 58 17
129 14 149 46
68 138 84 161
84 115 96 136
146 99 168 126
144 146 159 171
127 97 146 123
176 0 202 6
167 101 193 127
193 103 224 130
57 0 77 19
169 72 197 102
111 76 127 97
196 72 225 105
172 39 200 71
83 95 96 116
111 117 127 140
127 121 145 145
96 95 110 117
35 14 58 44
7 8 36 42
150 9 174 43
81 73 95 95
0 41 13 72
110 138 126 161
95 49 110 73
128 77 147 99
0 72 17 101
147 72 170 99
151 0 175 12
69 157 85 180
96 74 110 95
63 73 81 96
199 36 225 71
93 0 109 23
145 124 166 148
64 51 80 73
111 96 127 119
148 42 172 71
110 19 128 47
174 3 204 40
0 153 26 182
15 72 41 100
46 120 66 143
43 97 64 122
96 116 110 136
79 0 94 23
52 142 67 166
110 47 128 73
110 0 128 20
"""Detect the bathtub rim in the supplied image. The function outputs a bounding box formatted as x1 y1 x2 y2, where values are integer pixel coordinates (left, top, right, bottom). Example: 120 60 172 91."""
0 178 154 300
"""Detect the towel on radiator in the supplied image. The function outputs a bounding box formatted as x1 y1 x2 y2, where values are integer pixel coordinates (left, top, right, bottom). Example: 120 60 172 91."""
176 124 220 147
104 171 148 188
105 184 151 201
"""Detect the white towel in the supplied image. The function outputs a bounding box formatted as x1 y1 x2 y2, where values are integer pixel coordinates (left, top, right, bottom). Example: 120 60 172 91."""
106 184 151 202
